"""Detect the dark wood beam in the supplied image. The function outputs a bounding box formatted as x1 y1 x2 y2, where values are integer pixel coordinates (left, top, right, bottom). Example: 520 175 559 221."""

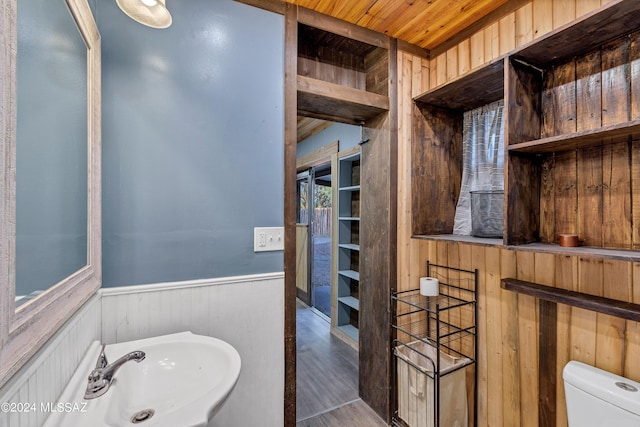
501 277 640 322
539 300 557 427
297 5 390 49
233 0 286 15
284 3 298 426
359 37 398 423
397 40 429 59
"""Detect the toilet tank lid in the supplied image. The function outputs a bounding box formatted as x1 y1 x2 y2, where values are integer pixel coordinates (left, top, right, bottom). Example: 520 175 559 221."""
563 361 640 415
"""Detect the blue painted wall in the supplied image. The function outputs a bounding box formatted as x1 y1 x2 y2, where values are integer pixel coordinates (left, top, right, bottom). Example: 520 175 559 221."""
96 0 284 286
296 122 361 159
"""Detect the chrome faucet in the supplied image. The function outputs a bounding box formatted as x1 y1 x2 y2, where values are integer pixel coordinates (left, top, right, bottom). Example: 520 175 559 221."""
84 344 146 399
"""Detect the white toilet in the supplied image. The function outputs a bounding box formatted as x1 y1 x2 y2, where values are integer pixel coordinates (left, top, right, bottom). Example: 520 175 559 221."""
563 361 640 426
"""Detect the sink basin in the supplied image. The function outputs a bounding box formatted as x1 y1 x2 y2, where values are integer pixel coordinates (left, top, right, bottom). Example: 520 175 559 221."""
44 332 241 427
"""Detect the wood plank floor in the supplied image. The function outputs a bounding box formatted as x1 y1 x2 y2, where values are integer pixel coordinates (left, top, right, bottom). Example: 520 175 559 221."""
295 301 386 426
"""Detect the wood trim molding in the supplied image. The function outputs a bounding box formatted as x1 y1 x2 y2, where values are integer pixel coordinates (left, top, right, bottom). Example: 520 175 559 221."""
297 5 390 49
0 0 101 387
233 0 286 15
0 0 18 347
397 39 429 59
296 140 339 171
337 145 361 159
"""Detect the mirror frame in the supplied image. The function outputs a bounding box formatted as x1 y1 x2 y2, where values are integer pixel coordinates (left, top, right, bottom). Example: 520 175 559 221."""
0 0 101 387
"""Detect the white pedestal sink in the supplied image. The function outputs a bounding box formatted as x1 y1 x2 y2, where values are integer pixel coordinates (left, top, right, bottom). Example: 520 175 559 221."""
43 332 241 427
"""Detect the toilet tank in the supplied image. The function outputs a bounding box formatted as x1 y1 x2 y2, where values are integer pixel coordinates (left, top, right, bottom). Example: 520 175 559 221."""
563 361 640 427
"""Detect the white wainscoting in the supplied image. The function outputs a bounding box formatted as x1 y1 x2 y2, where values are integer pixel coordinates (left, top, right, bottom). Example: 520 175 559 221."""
101 272 285 427
0 294 102 427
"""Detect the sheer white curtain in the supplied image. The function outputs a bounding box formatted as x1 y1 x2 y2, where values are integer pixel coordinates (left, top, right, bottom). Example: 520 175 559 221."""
453 100 504 236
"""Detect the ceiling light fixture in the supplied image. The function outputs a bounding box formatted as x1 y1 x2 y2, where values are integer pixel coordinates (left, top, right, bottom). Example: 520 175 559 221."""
116 0 172 29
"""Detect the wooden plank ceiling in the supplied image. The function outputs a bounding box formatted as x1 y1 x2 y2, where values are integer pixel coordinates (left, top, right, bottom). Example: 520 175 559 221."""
284 0 509 50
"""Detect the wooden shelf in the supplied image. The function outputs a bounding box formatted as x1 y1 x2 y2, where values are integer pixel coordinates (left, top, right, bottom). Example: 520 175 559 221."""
338 269 360 281
335 152 361 347
507 243 640 263
412 234 503 247
508 120 640 153
512 0 640 67
413 57 505 111
339 243 360 251
297 75 389 124
502 278 640 322
338 296 360 311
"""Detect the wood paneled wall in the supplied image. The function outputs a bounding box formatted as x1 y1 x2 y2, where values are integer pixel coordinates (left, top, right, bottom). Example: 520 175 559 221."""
396 1 638 426
535 31 640 249
406 240 640 427
426 0 608 91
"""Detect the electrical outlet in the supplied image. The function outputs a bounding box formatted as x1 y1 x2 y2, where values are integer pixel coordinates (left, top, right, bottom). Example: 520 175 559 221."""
254 227 284 252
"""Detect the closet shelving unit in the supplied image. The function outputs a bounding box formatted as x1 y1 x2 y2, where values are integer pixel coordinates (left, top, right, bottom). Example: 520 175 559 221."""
336 152 361 342
391 262 478 427
411 0 640 255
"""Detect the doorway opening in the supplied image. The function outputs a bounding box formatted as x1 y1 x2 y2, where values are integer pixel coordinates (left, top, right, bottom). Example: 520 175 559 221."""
296 163 332 318
294 119 373 423
309 164 332 318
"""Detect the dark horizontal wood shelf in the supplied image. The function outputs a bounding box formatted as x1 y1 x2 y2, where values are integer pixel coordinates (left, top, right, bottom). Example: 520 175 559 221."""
412 234 503 247
412 236 640 262
297 75 389 124
512 0 640 67
508 243 640 262
502 278 640 322
508 120 640 153
413 57 504 111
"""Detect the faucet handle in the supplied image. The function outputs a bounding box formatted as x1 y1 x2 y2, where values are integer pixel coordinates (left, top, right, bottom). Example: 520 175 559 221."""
95 344 108 369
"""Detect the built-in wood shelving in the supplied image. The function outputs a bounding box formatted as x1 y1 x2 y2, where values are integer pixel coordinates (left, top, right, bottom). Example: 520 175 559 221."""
505 0 640 247
297 76 389 124
296 21 390 125
411 59 504 237
413 57 505 111
512 0 640 67
508 119 640 153
412 0 640 250
335 152 361 345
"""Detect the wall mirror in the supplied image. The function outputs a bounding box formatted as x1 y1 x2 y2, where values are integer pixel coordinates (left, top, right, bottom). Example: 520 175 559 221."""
0 0 101 386
15 0 88 307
